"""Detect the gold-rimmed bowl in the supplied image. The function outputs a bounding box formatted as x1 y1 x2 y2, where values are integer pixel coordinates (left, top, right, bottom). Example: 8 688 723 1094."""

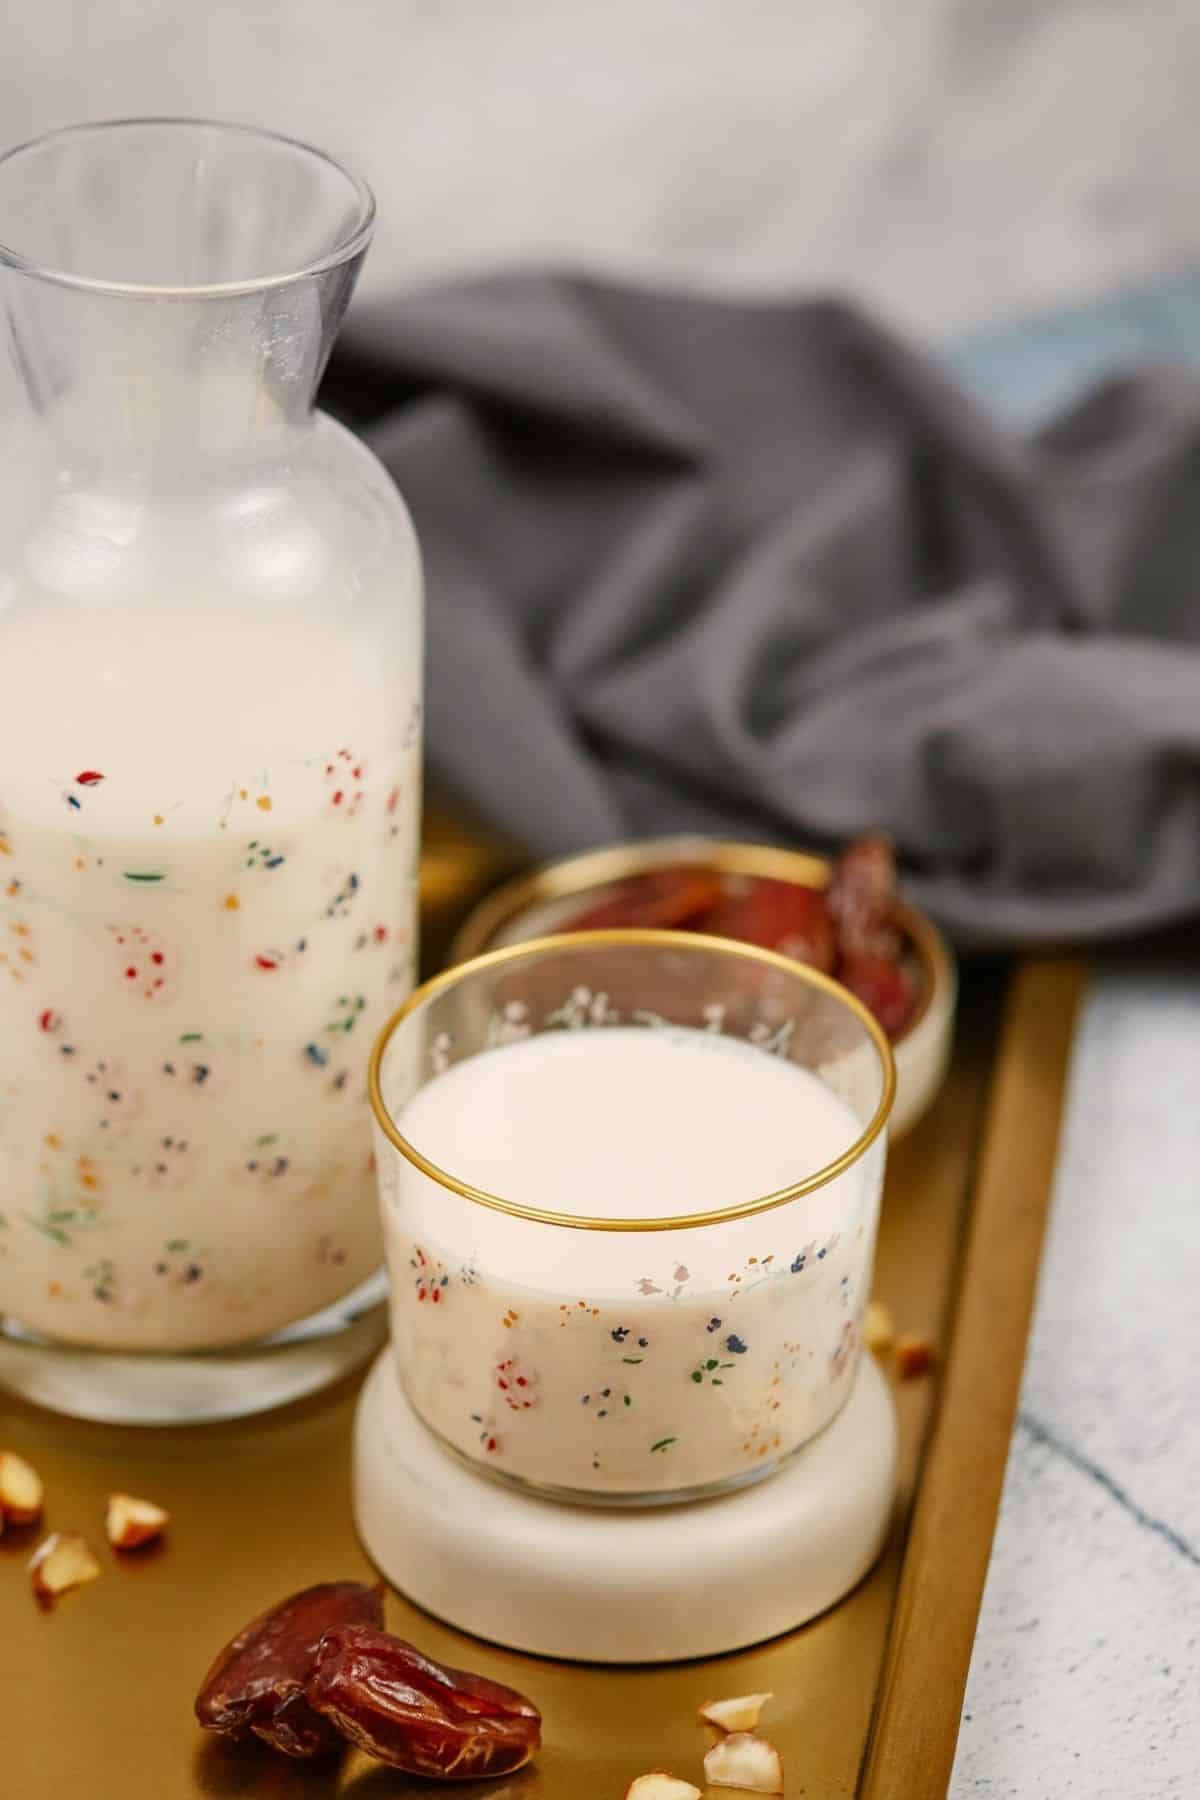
368 929 895 1503
451 838 957 1138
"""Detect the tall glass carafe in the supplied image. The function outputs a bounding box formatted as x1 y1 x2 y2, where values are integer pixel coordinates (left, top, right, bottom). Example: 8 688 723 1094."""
0 121 423 1420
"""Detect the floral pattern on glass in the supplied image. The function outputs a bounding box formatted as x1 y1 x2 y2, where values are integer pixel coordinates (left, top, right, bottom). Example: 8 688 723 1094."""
0 736 419 1350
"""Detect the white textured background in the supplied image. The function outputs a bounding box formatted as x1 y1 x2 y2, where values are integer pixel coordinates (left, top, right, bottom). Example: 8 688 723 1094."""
4 0 1200 334
952 965 1200 1798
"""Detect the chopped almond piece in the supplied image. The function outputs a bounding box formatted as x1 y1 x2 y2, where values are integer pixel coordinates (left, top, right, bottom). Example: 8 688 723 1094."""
864 1300 895 1355
29 1533 101 1601
0 1451 44 1526
106 1491 169 1550
625 1776 702 1800
699 1692 773 1733
895 1334 936 1379
703 1732 784 1793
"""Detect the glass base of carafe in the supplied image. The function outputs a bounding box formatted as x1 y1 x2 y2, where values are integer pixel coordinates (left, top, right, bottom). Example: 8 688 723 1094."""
0 1267 388 1423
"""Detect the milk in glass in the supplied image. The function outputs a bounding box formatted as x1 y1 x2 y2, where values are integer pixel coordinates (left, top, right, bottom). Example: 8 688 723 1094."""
382 1024 882 1499
0 604 419 1350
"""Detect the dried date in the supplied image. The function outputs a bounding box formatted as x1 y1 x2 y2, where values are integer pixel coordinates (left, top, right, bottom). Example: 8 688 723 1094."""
555 835 923 1042
700 878 837 971
839 951 917 1040
307 1624 542 1779
565 869 724 933
826 835 902 961
195 1580 384 1758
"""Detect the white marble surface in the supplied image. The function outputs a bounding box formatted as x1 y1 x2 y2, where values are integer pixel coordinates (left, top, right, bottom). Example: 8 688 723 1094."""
951 959 1200 1797
4 1 1200 337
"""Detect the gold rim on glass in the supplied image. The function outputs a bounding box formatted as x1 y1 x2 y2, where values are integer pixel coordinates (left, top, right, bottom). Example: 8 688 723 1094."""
448 835 950 1040
368 928 897 1234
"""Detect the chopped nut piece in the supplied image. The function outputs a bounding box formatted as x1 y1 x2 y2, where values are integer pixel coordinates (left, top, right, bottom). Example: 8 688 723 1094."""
29 1533 101 1601
863 1301 896 1355
699 1692 773 1734
0 1451 44 1526
895 1334 936 1379
626 1776 703 1800
703 1732 784 1793
106 1491 169 1550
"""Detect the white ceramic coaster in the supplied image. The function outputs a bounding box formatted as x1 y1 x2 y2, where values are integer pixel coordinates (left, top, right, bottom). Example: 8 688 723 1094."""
354 1347 897 1663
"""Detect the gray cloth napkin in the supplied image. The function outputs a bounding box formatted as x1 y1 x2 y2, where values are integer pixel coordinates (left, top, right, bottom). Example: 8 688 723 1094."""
327 272 1200 949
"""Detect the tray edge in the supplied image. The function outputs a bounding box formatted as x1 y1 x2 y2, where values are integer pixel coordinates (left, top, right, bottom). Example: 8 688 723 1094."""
858 957 1087 1800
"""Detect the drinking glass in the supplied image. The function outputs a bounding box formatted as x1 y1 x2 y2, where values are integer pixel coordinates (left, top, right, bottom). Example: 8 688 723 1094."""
370 931 894 1503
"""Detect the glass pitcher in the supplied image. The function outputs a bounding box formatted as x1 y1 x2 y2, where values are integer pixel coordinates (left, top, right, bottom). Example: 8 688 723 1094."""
0 120 423 1421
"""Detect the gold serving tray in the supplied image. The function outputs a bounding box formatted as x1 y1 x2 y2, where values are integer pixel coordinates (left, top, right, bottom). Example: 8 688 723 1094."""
0 812 1082 1799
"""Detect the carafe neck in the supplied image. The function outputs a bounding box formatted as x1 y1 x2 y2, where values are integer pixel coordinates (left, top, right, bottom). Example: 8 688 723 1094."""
0 119 373 472
4 270 355 469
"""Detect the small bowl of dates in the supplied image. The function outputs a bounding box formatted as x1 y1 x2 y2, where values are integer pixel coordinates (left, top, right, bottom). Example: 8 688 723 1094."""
451 835 956 1138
